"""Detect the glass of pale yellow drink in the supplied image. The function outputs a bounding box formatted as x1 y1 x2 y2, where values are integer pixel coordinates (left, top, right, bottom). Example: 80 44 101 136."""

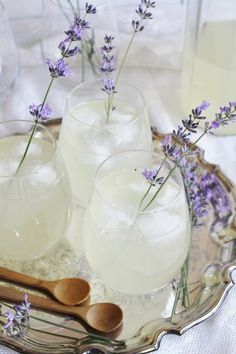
59 79 152 207
0 120 72 260
83 150 191 294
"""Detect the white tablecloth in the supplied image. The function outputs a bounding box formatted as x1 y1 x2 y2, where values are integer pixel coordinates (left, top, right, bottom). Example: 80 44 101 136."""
0 0 236 353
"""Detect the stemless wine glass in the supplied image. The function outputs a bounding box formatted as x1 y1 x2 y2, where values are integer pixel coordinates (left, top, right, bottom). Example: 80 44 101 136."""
0 0 19 100
0 120 72 261
41 0 118 83
58 78 152 206
83 150 191 294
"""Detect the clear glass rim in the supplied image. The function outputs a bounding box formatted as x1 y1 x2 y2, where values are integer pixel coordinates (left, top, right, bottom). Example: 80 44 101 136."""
66 78 146 130
49 0 109 11
0 120 57 178
93 149 184 215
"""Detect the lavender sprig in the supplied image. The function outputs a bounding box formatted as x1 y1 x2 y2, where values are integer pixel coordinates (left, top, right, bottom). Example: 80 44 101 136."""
46 58 72 78
132 0 155 32
141 100 235 320
116 0 155 83
207 101 236 130
3 295 31 337
140 99 236 212
58 1 98 79
101 0 156 122
100 35 117 121
15 4 96 174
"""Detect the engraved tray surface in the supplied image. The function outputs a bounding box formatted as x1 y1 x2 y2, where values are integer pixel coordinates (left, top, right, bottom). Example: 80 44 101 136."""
0 119 235 354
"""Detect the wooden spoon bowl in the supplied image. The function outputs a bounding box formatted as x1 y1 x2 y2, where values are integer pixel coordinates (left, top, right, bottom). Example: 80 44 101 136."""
0 267 90 306
86 302 123 333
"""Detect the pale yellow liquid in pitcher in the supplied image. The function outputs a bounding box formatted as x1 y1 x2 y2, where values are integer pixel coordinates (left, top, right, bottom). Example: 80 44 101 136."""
181 20 236 135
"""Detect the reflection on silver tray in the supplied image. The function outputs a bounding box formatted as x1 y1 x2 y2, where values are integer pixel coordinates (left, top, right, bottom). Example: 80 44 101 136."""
0 119 235 354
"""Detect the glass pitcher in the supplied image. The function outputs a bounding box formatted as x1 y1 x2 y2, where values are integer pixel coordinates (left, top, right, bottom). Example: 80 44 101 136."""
181 0 236 135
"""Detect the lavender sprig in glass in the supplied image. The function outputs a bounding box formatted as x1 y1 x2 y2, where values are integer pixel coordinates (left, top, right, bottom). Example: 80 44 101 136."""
100 35 117 121
15 3 96 174
100 0 156 122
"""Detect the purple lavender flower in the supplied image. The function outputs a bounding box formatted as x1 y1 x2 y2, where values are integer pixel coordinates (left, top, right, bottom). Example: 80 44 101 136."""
220 101 236 114
201 173 231 216
65 23 85 41
172 126 190 144
142 168 164 186
177 154 232 228
181 101 210 135
161 134 172 147
101 43 115 53
142 168 157 181
100 59 116 73
100 34 117 116
86 2 97 14
161 134 177 157
201 172 232 233
101 78 117 95
63 15 91 43
4 294 31 337
132 0 156 32
46 58 71 78
142 0 156 6
74 17 90 27
4 311 15 330
100 37 116 74
160 101 210 165
209 120 220 130
14 294 31 316
58 39 79 58
101 35 115 55
136 4 153 19
132 20 144 32
180 161 209 225
29 103 52 122
196 100 210 114
206 101 236 132
182 117 199 133
176 145 199 168
104 34 114 44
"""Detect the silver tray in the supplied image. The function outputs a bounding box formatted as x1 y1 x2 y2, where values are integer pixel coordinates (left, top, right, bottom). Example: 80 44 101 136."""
0 119 235 354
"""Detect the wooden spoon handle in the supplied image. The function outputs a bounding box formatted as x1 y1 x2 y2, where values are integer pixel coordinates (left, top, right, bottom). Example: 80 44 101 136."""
0 267 45 289
0 285 85 320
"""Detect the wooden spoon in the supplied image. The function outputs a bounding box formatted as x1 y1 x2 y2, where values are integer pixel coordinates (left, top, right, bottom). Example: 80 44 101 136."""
0 285 123 334
0 267 90 306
